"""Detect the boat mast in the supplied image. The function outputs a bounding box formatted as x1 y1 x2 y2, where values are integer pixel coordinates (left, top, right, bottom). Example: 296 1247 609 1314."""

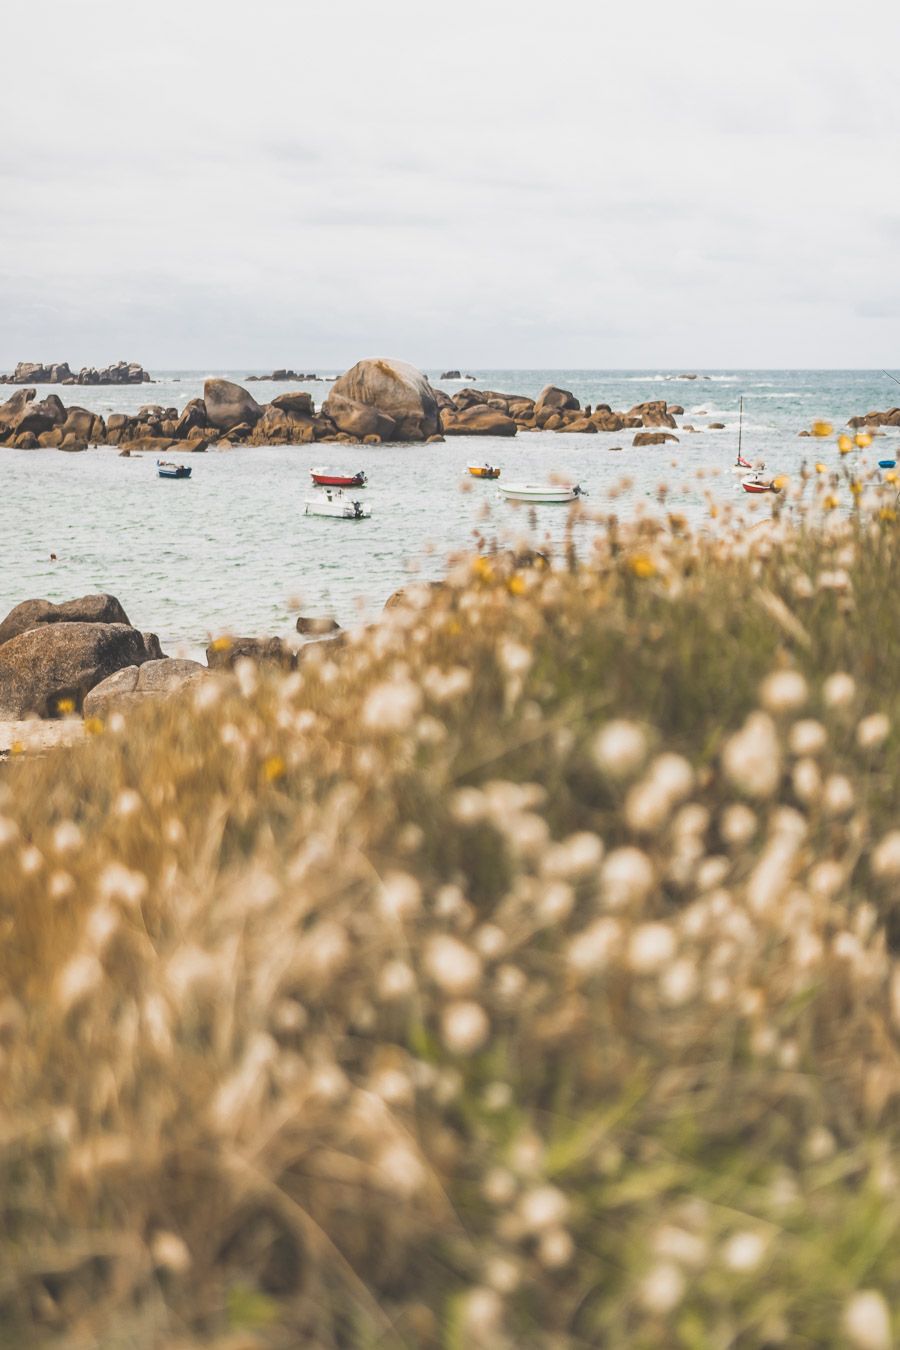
737 395 743 464
883 370 900 388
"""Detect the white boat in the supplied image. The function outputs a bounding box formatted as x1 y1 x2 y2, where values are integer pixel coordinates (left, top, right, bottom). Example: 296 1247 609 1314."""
304 489 372 519
498 482 585 503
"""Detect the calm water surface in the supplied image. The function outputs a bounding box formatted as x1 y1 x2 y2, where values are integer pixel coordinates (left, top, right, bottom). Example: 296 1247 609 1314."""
2 369 897 656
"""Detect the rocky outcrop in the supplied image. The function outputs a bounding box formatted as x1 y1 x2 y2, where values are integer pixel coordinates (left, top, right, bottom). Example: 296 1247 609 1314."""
206 636 298 670
0 594 131 648
0 623 162 718
203 378 263 431
329 359 440 441
0 360 151 385
322 392 398 441
626 400 678 429
440 370 461 380
535 386 580 420
441 405 517 436
296 616 341 636
246 370 318 382
633 432 679 446
848 408 900 428
83 658 208 718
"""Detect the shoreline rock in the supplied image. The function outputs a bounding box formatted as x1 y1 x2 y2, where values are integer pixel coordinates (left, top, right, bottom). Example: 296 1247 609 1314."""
0 360 151 385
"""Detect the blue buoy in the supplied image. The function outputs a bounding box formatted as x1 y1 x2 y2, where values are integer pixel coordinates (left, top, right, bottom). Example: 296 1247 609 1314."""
878 459 896 470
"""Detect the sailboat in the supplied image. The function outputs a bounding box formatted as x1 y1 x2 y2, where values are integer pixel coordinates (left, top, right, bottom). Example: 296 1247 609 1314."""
731 396 753 472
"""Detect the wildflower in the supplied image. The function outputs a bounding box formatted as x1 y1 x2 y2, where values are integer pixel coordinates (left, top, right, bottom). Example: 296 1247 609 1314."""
722 1231 767 1272
234 657 258 698
483 1080 513 1111
857 713 890 751
659 957 699 1006
150 1231 192 1276
823 671 856 708
652 1226 708 1268
374 1142 426 1197
538 881 575 924
460 1289 503 1340
49 870 73 900
263 754 286 782
485 1256 521 1293
720 803 758 847
497 639 532 677
541 831 604 880
639 1262 685 1314
567 918 621 975
629 553 656 578
823 773 854 816
600 847 655 909
804 1126 836 1161
842 1290 892 1350
84 716 104 736
722 712 781 799
592 720 647 778
378 872 421 921
113 788 142 818
377 959 416 1001
789 719 827 756
0 816 17 848
363 676 422 732
97 862 147 909
475 924 506 959
483 1167 517 1205
441 1000 489 1055
628 923 676 975
872 832 900 879
759 669 808 714
449 787 486 824
56 953 103 1013
518 1185 569 1233
792 758 821 803
209 635 232 652
538 1228 575 1269
425 935 482 995
55 697 75 716
19 845 43 875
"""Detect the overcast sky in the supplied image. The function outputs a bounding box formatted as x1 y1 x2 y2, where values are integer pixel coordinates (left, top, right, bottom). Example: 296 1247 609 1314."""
1 0 898 369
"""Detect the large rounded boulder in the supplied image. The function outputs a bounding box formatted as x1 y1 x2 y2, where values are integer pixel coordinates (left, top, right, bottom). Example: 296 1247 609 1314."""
0 623 162 718
203 379 263 432
321 392 398 441
329 359 440 441
83 658 209 718
0 594 132 648
440 405 517 437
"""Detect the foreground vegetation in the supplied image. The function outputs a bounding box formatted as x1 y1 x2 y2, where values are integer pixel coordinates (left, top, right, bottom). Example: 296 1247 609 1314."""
3 473 900 1348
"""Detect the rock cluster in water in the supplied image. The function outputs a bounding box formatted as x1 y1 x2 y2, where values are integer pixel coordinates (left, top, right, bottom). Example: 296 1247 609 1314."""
0 360 151 386
848 407 900 428
0 357 688 452
245 369 320 382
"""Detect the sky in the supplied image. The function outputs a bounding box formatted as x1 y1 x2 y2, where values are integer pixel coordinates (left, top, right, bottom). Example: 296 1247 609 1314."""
1 0 898 370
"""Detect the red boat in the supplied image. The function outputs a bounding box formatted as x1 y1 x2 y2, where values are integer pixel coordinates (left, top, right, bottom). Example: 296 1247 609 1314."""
310 468 367 488
741 473 780 494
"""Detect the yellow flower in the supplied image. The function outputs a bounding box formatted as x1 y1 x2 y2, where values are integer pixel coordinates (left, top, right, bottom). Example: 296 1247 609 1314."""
472 557 494 583
629 554 656 579
849 479 862 498
263 755 286 782
11 741 25 756
854 431 872 449
56 698 76 716
84 717 105 736
822 493 840 511
885 471 898 485
210 635 233 652
815 462 827 473
773 474 789 491
879 507 897 522
446 620 462 637
837 434 852 454
507 574 526 596
812 420 833 438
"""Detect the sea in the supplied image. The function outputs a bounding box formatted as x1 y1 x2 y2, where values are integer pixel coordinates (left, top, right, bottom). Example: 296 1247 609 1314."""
2 369 897 657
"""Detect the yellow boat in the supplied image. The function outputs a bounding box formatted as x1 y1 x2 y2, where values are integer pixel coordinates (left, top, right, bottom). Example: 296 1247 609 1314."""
468 464 501 479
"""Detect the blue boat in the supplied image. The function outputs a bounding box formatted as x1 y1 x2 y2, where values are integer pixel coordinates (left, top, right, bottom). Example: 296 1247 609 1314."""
157 459 192 479
878 459 896 470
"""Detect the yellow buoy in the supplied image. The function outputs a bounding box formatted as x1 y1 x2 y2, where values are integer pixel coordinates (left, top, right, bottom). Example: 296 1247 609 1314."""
854 431 872 449
837 434 852 455
812 420 833 437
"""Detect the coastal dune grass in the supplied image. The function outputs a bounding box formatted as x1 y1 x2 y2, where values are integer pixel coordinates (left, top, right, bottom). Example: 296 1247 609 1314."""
3 490 900 1347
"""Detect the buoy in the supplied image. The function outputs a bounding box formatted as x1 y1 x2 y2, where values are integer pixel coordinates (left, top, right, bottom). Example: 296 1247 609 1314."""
854 431 872 449
837 434 852 454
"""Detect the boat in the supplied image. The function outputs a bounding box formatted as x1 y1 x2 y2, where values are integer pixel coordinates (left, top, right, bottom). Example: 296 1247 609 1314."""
304 489 372 520
310 468 367 488
468 464 501 479
731 396 755 471
157 460 192 479
498 482 586 503
741 472 780 494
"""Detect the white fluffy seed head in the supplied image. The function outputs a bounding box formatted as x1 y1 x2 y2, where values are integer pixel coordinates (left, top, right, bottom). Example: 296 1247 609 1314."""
842 1290 892 1350
722 1230 767 1272
823 671 856 709
628 923 676 975
425 935 482 995
567 919 621 975
872 832 900 880
722 713 781 799
759 669 808 714
362 677 422 732
639 1262 685 1315
857 713 890 751
592 720 648 779
789 719 827 757
600 847 655 910
441 1001 489 1055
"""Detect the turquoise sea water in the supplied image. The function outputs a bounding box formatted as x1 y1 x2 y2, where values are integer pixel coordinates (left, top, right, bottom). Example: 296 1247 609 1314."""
2 369 898 656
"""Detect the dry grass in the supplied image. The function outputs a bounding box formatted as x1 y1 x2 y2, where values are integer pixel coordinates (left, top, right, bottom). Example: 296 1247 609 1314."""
2 466 900 1348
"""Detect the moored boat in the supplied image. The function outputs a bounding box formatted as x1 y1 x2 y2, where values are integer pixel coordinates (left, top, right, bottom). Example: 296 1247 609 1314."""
157 460 192 479
304 489 372 520
741 472 780 494
310 468 367 488
498 482 585 503
468 464 501 479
